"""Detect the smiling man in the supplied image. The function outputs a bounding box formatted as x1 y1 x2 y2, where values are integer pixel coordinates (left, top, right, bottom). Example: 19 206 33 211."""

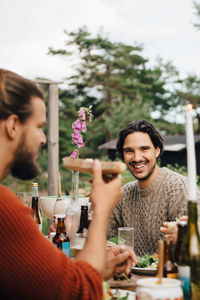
107 120 190 256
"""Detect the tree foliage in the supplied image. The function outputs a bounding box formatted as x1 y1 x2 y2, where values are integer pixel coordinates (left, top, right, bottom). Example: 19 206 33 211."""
193 0 200 29
49 27 186 157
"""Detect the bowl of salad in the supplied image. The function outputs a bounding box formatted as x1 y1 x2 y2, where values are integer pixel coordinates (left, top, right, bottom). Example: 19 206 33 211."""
132 254 158 275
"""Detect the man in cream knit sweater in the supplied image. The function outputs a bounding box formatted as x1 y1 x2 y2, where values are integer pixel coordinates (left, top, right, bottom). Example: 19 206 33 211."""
108 120 199 256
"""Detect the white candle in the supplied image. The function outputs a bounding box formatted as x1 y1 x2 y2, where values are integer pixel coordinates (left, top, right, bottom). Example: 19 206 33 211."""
186 104 197 201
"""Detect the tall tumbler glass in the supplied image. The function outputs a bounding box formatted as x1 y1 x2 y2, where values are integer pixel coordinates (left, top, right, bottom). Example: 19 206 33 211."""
118 227 134 250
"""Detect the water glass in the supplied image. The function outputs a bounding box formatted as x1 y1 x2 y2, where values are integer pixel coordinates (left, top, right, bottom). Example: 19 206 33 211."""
118 227 134 250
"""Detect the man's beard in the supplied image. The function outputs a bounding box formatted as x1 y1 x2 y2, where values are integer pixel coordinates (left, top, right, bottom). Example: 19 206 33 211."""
128 160 157 182
11 138 40 180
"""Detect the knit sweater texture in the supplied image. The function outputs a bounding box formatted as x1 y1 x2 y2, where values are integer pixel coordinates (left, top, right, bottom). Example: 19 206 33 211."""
108 167 199 257
0 185 102 300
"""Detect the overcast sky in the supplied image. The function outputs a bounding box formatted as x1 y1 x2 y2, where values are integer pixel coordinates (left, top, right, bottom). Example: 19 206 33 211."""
0 0 199 86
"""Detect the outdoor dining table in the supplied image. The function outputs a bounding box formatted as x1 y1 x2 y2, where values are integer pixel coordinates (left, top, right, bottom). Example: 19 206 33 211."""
107 272 154 292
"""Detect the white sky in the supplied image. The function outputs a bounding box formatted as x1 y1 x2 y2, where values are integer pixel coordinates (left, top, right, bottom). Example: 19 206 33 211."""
0 0 199 86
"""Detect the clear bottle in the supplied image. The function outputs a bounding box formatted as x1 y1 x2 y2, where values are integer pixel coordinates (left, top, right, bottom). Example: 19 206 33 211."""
174 220 187 265
163 239 178 279
31 182 42 232
53 214 70 257
178 201 200 300
77 205 89 238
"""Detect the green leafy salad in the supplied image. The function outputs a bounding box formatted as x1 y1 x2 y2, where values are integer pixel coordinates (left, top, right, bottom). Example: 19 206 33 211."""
133 254 158 269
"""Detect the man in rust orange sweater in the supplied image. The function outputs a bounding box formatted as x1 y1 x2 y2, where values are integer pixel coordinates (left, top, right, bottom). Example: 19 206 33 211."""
0 69 136 300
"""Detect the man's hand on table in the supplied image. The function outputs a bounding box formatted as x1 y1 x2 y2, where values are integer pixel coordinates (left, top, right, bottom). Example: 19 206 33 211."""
103 245 137 281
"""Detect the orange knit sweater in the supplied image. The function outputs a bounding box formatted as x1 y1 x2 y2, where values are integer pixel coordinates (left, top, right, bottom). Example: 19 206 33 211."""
0 185 103 300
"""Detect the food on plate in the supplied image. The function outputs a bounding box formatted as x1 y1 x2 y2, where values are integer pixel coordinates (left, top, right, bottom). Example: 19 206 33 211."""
113 272 132 281
63 157 126 174
103 282 129 299
107 236 118 246
133 254 158 269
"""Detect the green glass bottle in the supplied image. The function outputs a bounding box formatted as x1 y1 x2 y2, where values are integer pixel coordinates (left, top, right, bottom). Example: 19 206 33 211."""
31 182 42 232
178 201 200 300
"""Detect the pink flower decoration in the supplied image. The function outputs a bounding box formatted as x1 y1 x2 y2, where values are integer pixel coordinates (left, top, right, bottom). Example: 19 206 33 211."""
78 109 86 121
72 119 81 132
72 132 81 143
81 121 87 133
70 106 92 157
70 150 78 159
76 135 84 148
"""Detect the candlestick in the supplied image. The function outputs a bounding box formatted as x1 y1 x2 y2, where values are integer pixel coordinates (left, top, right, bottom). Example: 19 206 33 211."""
186 104 197 201
58 172 62 198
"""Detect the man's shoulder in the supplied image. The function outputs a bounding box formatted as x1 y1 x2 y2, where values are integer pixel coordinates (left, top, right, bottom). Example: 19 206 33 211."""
0 185 21 206
0 185 14 197
161 167 188 184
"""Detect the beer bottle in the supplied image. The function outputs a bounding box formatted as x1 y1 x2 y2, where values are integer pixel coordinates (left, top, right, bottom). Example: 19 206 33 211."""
53 214 70 257
174 220 187 265
178 201 200 300
31 182 42 232
163 239 178 279
77 205 89 238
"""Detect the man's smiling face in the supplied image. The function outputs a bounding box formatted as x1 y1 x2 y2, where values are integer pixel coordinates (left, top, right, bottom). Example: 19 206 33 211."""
123 132 160 185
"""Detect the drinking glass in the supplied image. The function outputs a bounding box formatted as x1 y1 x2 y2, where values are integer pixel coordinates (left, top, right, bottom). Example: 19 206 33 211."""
64 202 81 240
118 227 134 250
16 192 32 207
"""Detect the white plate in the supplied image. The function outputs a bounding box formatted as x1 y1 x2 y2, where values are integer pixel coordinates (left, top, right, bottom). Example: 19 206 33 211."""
132 266 157 275
111 289 135 300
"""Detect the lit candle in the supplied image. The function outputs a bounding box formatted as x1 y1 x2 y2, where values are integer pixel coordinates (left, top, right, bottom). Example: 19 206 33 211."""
186 104 197 201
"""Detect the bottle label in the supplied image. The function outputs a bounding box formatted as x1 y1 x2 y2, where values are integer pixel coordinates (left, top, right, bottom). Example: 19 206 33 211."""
178 265 190 298
62 241 70 257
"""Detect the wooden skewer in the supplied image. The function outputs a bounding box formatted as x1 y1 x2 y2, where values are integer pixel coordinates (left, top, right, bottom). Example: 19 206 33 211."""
156 239 164 284
58 172 62 198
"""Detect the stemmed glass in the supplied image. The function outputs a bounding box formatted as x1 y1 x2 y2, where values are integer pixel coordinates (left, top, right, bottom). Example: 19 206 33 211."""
64 170 81 240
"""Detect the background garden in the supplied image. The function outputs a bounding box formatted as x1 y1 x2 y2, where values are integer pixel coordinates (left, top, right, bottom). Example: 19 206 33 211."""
2 1 200 197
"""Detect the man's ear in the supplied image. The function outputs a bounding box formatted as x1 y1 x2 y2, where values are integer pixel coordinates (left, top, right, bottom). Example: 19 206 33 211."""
5 115 21 140
156 147 160 158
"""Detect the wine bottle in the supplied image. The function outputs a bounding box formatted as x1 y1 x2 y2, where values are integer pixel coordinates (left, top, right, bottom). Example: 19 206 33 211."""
77 205 89 238
163 239 178 279
174 220 187 265
178 201 200 300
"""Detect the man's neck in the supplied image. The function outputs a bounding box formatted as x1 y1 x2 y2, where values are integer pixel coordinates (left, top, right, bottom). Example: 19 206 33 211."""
138 165 160 189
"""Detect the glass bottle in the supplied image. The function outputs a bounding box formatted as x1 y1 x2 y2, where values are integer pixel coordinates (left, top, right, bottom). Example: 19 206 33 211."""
77 205 89 238
31 182 42 232
174 220 187 265
178 201 200 300
53 214 70 257
163 239 178 279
